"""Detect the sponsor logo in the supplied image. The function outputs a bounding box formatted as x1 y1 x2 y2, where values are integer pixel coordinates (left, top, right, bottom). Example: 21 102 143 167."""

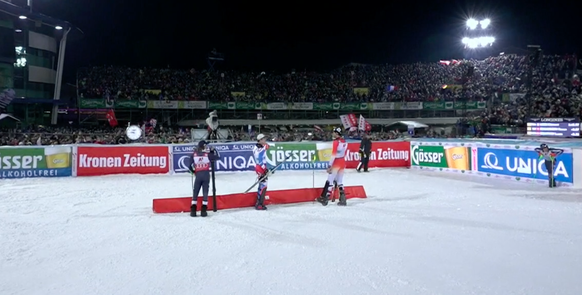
265 143 327 170
175 155 191 172
172 143 256 173
77 146 169 176
481 152 503 170
477 148 572 182
0 146 72 179
411 144 446 167
411 143 472 171
78 153 166 168
345 142 410 169
170 141 411 173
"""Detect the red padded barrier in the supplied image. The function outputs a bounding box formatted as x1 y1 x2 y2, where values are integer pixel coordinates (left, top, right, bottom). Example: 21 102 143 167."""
152 185 367 213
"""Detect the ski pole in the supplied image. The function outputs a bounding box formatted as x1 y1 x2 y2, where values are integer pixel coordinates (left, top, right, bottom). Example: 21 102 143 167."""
311 154 316 188
211 158 217 212
244 156 291 193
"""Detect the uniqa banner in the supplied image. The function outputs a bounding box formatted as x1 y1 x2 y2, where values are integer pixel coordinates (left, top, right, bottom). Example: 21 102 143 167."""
476 147 573 183
172 143 256 173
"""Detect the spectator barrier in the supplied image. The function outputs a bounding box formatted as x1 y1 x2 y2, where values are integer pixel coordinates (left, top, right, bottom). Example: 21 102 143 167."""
2 140 581 189
410 140 581 188
0 141 411 179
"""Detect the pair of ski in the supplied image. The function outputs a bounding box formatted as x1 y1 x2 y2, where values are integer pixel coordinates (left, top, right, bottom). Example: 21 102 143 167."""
243 156 292 207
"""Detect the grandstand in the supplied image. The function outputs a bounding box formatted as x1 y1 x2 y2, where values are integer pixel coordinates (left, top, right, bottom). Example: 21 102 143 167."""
72 53 579 128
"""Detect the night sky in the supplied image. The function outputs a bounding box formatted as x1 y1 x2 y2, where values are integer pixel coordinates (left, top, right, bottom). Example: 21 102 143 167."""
25 0 581 81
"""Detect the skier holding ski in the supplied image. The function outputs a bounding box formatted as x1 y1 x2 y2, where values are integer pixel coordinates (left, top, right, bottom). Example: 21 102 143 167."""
534 143 563 188
188 140 220 217
253 134 270 210
317 127 348 206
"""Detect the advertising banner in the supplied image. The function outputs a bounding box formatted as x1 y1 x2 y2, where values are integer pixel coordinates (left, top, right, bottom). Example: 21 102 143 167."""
344 142 410 168
0 146 73 179
172 143 256 173
410 143 477 173
77 146 169 176
79 99 147 109
173 141 411 172
265 142 329 170
477 147 573 183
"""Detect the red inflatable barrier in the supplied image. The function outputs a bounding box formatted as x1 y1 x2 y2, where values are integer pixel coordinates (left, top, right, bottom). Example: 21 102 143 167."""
152 185 367 213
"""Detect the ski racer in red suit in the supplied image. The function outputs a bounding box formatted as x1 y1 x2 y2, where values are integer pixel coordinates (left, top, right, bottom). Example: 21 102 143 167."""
317 127 348 206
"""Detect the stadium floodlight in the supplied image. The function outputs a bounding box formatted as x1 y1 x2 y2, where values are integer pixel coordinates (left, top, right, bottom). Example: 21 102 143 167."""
466 18 479 30
480 18 491 29
55 26 63 30
19 15 27 19
462 36 495 49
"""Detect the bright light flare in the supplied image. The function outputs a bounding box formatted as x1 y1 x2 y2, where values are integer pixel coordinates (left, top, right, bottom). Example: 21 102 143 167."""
462 36 495 48
466 18 490 29
466 18 479 29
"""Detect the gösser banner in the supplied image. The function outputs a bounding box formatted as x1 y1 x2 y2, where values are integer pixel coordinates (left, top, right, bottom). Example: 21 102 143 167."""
77 146 170 176
410 142 477 172
477 147 573 183
0 146 73 179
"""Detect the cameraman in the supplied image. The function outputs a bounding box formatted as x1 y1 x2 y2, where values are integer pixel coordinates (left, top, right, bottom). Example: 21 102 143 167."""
356 133 371 172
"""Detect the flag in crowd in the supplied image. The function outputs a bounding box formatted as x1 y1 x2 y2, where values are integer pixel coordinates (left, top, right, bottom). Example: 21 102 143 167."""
106 109 118 127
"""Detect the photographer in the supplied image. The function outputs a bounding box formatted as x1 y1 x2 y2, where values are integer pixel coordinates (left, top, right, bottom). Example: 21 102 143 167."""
356 133 371 172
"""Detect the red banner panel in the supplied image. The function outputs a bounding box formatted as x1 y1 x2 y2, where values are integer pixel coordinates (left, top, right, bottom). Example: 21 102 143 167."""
77 146 169 176
344 141 410 169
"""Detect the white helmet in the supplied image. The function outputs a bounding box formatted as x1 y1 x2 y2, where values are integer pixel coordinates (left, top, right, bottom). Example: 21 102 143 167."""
257 133 266 141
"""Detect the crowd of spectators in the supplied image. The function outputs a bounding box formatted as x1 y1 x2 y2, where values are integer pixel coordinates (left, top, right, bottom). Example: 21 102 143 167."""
78 54 579 112
2 125 431 146
2 53 579 146
77 54 580 128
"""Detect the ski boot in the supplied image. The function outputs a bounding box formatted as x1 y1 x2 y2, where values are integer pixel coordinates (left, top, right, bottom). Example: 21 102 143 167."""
316 181 330 206
255 202 267 210
317 193 330 206
200 204 208 217
190 204 197 217
337 187 347 206
255 190 268 210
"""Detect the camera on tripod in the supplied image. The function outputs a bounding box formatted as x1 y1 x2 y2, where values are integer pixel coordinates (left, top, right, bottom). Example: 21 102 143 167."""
205 110 219 131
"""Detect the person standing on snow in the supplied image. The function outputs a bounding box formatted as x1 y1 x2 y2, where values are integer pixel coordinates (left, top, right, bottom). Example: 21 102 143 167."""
188 140 220 217
317 127 348 206
534 143 563 188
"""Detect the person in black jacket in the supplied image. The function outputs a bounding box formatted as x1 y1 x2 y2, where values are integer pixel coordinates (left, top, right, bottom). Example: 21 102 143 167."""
534 143 563 188
356 133 372 172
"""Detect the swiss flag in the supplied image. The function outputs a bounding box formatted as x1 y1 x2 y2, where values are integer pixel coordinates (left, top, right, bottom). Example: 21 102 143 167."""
358 115 372 132
106 109 118 127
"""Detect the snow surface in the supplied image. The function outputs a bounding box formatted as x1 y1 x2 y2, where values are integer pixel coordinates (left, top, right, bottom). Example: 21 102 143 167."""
1 169 582 295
